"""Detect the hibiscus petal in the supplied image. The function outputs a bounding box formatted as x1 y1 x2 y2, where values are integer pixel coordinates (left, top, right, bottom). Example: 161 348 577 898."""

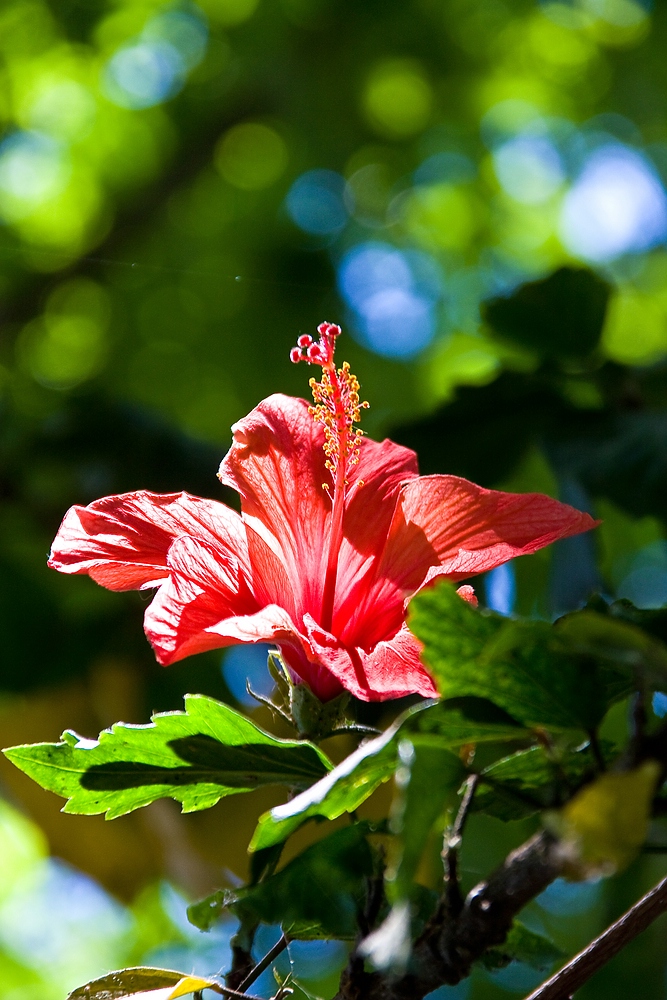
218 394 330 612
144 535 263 664
382 475 599 587
333 435 418 619
48 491 249 592
217 393 419 622
302 617 437 703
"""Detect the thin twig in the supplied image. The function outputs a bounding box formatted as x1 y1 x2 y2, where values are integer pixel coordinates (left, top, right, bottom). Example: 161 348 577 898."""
238 932 290 993
444 774 479 916
245 680 293 724
523 874 667 1000
208 983 266 1000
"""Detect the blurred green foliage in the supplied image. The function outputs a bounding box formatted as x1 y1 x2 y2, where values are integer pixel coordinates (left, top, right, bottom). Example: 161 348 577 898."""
3 0 667 997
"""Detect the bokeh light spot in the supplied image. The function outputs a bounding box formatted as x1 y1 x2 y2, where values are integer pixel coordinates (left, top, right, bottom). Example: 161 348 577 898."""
363 60 433 139
481 100 545 149
338 242 440 358
537 877 601 916
0 131 69 221
25 79 97 141
617 541 667 608
653 691 667 718
104 40 185 109
493 135 564 204
414 152 476 186
582 0 650 28
485 562 516 615
560 145 667 262
602 288 667 364
144 6 208 70
222 644 274 706
215 123 288 191
405 184 478 251
286 169 348 235
16 278 110 389
198 0 260 26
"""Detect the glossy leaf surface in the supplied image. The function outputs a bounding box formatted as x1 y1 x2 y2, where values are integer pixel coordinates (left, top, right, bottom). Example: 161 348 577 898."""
3 695 331 818
66 968 220 1000
410 582 631 730
251 699 523 851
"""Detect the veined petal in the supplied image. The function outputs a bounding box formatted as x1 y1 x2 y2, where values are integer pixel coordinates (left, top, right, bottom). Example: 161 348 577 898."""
144 535 260 664
218 394 330 613
333 435 418 618
301 617 437 703
217 394 419 621
48 491 249 592
381 475 598 587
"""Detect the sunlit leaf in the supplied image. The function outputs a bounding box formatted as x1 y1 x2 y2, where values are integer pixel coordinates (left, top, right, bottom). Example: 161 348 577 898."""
410 581 630 730
66 967 220 1000
250 715 404 852
387 741 464 901
3 694 331 818
250 699 521 852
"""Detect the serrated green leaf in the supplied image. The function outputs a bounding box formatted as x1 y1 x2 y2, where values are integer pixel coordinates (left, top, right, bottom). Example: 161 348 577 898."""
66 967 220 1000
200 825 375 940
3 694 331 818
473 740 615 822
251 699 524 852
483 921 563 971
410 582 629 730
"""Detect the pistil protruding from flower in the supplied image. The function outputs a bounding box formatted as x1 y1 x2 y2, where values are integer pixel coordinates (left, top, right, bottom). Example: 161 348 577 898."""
290 322 369 632
290 322 369 498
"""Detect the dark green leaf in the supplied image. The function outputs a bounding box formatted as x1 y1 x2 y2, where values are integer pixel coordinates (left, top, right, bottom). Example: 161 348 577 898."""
410 582 626 730
3 695 331 819
234 825 374 940
186 890 229 933
555 609 667 689
407 697 529 747
483 921 563 971
484 267 610 360
474 740 615 821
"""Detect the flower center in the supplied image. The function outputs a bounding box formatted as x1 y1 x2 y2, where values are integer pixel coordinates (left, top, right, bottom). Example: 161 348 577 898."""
291 322 369 632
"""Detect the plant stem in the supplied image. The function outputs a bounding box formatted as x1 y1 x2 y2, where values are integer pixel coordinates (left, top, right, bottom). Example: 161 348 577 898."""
523 874 667 1000
444 774 479 916
238 933 290 993
211 985 266 1000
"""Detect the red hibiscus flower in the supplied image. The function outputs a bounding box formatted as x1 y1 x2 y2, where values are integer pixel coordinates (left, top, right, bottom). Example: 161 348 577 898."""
48 323 597 704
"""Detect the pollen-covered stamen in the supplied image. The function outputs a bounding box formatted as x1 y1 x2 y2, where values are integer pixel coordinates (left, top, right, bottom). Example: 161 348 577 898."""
289 323 369 632
290 322 368 496
308 362 369 495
